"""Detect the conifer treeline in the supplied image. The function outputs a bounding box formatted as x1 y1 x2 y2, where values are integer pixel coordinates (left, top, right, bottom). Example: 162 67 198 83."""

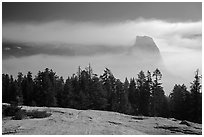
2 65 202 123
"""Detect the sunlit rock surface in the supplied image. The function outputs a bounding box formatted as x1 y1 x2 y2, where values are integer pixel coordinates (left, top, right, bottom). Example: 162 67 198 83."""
2 105 202 135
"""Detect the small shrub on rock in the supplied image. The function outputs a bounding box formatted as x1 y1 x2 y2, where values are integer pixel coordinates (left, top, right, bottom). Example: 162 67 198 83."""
26 110 52 118
3 103 22 117
13 110 26 120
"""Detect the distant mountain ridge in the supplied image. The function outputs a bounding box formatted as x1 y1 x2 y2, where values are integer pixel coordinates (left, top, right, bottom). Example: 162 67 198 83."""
2 42 126 59
2 35 161 59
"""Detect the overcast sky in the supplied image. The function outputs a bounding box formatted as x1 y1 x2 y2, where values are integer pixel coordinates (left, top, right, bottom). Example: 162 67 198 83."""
2 2 201 22
2 2 202 94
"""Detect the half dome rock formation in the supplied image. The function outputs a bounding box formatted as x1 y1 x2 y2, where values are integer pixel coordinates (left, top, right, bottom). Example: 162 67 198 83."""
129 36 162 61
127 35 164 71
134 36 160 54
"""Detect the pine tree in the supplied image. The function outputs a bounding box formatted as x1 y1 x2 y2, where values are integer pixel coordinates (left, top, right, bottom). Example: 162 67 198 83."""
114 79 123 112
151 68 165 117
33 68 57 107
137 71 151 116
2 74 10 103
8 75 17 103
128 78 139 115
189 69 202 123
22 71 34 105
119 78 132 114
89 76 108 110
45 68 58 107
55 76 65 107
170 84 190 120
145 71 153 115
79 69 91 109
70 74 80 109
100 68 116 111
16 72 24 105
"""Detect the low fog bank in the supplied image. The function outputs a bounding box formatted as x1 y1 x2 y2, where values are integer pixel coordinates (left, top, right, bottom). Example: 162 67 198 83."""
2 50 201 95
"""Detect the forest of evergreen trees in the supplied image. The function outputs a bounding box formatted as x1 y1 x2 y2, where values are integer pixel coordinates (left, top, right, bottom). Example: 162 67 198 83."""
2 65 202 124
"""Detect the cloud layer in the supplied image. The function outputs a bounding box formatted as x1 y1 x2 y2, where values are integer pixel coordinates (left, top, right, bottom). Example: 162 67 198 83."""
3 19 202 52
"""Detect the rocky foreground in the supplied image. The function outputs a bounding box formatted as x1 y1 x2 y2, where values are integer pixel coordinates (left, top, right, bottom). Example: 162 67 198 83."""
2 105 202 135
